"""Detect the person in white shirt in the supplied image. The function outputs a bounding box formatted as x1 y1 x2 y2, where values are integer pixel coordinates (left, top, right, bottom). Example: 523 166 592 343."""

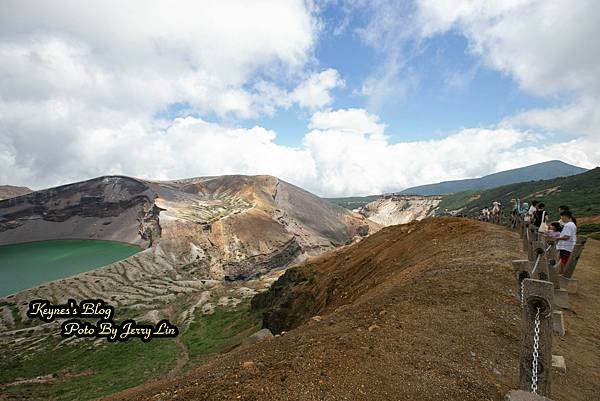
556 210 577 275
525 200 537 223
528 200 538 218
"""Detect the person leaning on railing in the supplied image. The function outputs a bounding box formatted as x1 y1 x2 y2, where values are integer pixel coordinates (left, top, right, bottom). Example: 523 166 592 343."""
558 205 577 226
555 210 577 275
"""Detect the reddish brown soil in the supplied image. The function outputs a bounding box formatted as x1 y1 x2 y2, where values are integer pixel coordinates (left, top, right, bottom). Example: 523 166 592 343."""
103 218 599 401
552 237 600 401
577 215 600 225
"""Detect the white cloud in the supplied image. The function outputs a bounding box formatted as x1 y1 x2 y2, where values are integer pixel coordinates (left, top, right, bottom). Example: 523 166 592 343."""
505 97 600 138
308 108 385 135
416 0 600 98
3 103 597 197
0 0 319 119
2 1 599 198
291 69 345 110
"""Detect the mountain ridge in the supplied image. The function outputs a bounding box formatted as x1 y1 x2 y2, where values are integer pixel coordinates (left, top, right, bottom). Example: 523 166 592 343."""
399 160 587 195
0 185 32 200
438 166 600 217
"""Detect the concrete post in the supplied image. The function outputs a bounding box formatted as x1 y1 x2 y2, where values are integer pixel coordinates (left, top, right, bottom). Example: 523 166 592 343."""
519 217 525 238
547 259 560 290
523 222 531 253
512 260 531 301
527 226 538 261
519 279 553 397
563 236 587 279
558 276 578 294
544 239 557 263
535 256 550 282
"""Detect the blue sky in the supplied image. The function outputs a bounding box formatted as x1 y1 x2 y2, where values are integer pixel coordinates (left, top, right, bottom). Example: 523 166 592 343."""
226 3 568 147
1 1 599 196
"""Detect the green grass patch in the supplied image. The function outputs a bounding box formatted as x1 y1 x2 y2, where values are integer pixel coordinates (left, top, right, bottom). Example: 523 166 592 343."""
0 335 178 401
182 301 261 365
578 223 600 235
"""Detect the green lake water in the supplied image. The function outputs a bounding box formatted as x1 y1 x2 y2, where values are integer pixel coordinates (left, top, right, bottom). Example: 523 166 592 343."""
0 240 140 297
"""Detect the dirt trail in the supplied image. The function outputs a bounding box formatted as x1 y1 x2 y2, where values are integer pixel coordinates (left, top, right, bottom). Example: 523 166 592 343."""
101 218 599 401
168 337 190 378
552 237 600 401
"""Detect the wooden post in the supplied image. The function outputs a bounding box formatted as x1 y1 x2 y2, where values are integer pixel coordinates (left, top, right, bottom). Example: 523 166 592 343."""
563 236 587 279
519 279 553 397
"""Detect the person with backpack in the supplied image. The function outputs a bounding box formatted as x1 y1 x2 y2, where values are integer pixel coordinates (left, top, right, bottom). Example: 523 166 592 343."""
533 202 549 232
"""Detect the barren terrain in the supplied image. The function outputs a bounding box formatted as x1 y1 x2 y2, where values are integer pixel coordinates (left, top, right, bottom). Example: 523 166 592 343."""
0 175 377 400
103 218 600 401
358 195 441 226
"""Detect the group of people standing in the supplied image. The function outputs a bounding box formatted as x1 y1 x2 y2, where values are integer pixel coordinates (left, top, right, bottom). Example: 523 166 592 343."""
479 201 502 223
520 200 578 276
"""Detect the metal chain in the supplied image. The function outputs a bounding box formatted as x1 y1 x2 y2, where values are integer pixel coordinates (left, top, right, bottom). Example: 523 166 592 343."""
531 307 541 393
520 279 525 308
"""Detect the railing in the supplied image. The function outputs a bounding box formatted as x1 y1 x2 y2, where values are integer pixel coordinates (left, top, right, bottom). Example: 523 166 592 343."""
505 215 587 401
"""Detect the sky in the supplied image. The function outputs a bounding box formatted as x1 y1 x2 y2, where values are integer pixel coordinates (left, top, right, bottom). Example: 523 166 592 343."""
0 0 599 197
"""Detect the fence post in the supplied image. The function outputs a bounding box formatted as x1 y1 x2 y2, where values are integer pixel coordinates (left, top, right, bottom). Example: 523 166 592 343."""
519 279 553 397
563 236 587 279
512 260 531 301
522 222 530 251
547 259 560 290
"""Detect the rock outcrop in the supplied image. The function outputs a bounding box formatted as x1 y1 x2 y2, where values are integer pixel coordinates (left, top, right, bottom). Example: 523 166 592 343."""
0 185 32 200
358 194 442 226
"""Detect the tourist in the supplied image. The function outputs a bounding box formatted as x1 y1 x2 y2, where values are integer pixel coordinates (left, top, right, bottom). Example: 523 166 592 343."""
532 202 549 230
558 205 577 226
525 200 537 223
528 200 538 218
556 211 577 275
520 202 529 215
545 222 562 239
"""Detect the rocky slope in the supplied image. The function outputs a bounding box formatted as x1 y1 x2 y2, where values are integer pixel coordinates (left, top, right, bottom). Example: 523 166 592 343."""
101 218 528 401
0 175 377 391
0 176 158 247
358 194 442 226
103 218 600 401
0 185 32 200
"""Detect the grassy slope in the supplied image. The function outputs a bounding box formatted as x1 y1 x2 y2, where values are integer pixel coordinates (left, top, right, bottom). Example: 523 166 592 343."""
437 167 600 219
182 301 261 366
0 334 179 401
0 302 260 401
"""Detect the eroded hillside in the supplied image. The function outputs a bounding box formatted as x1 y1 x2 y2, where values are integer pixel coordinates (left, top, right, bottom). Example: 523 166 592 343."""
102 218 600 401
102 218 526 401
358 194 442 226
0 174 378 400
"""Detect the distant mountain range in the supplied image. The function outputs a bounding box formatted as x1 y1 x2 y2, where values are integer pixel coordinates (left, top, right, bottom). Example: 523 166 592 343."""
399 160 587 195
328 160 587 210
438 167 600 218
